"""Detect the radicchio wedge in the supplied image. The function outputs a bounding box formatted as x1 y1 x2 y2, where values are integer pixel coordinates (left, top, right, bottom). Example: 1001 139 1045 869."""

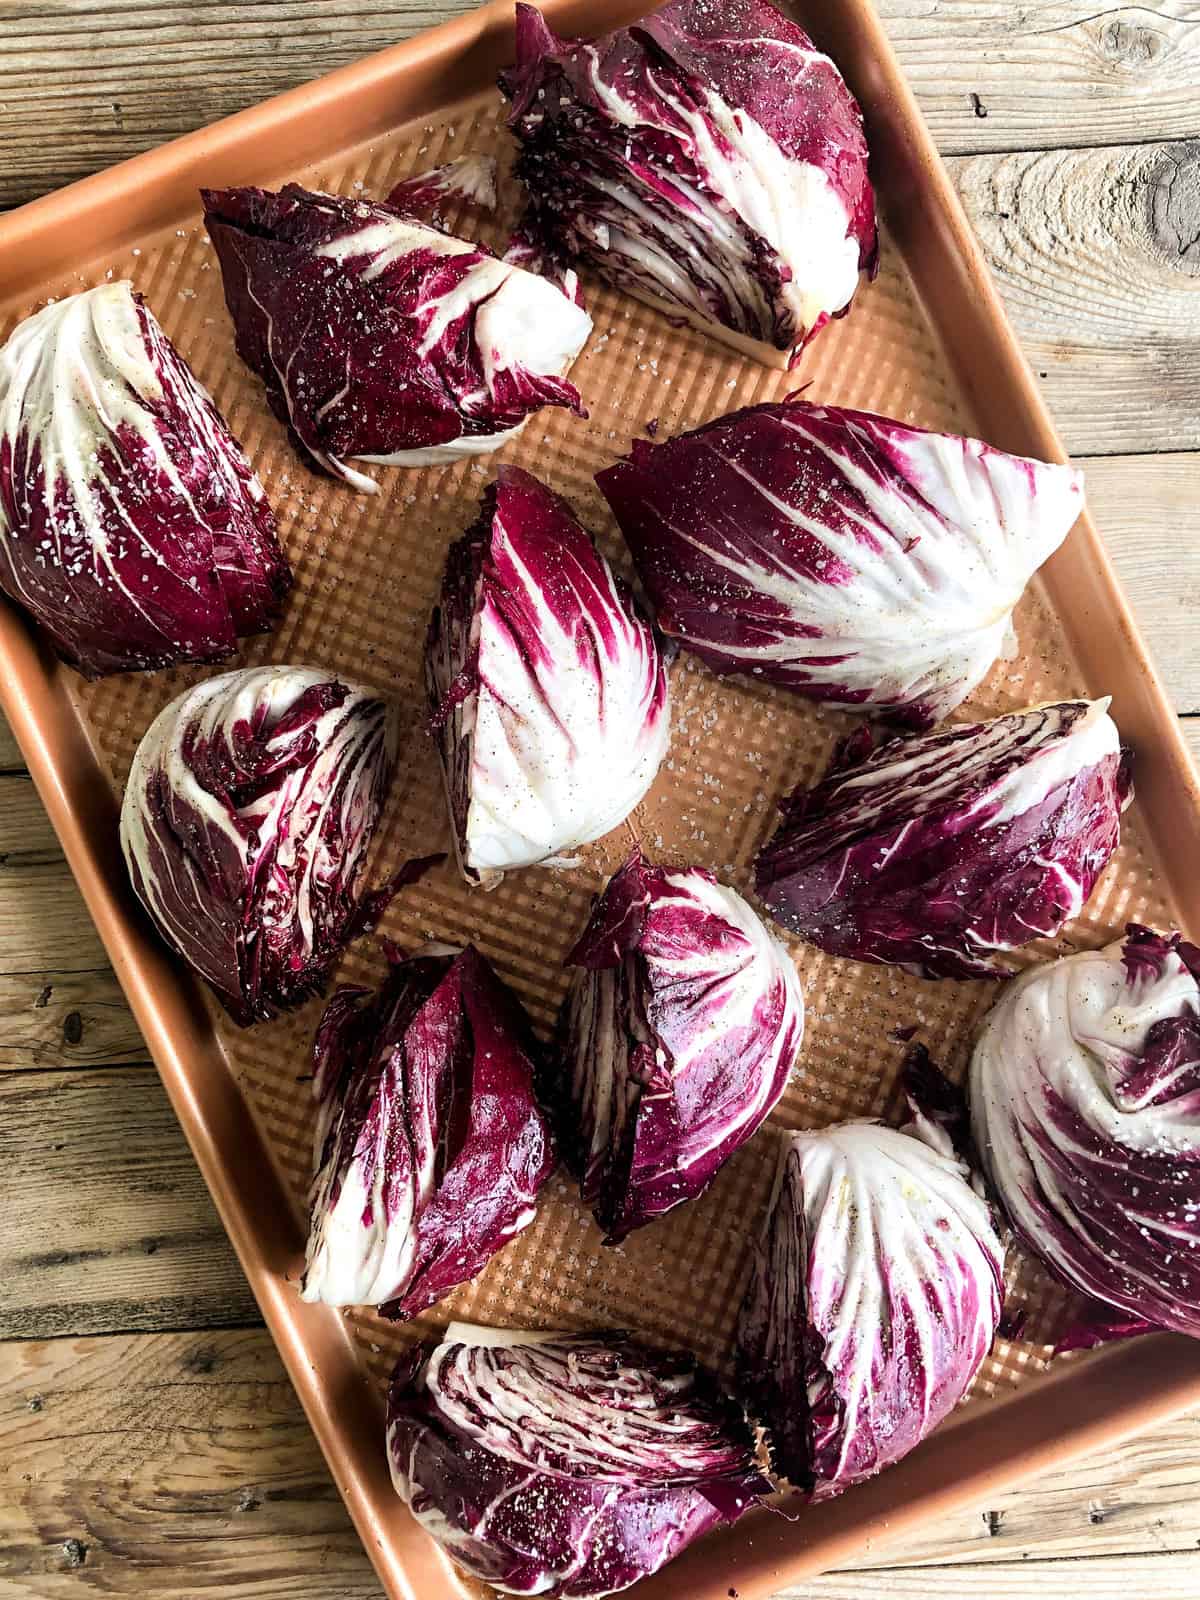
201 184 592 491
120 665 409 1025
736 1081 1003 1496
970 924 1200 1340
596 399 1084 726
755 698 1130 980
0 281 290 676
500 0 876 365
426 467 669 888
549 850 804 1242
386 1324 770 1596
301 944 554 1315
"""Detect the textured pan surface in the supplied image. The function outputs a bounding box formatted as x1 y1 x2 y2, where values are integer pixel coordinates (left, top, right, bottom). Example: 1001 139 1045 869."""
2 4 1199 1599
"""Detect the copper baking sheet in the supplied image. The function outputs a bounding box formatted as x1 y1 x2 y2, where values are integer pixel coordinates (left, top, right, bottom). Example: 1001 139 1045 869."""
3 3 1200 1598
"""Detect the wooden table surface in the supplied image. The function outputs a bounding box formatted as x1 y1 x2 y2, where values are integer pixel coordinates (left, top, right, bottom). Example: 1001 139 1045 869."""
2 2 1199 1595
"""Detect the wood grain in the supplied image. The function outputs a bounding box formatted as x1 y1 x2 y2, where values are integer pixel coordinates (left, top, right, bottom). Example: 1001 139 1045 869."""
0 716 22 772
0 778 110 974
0 1328 376 1599
0 1067 258 1339
947 140 1200 457
5 1326 1200 1600
802 1556 1200 1599
0 0 477 207
873 1 1200 158
848 1412 1200 1568
1086 453 1200 711
0 970 146 1071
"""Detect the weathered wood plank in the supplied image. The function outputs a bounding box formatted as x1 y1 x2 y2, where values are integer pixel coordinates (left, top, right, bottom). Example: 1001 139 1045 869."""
947 140 1200 458
877 1 1200 159
0 778 110 974
1086 454 1200 711
0 0 478 207
843 1411 1200 1569
0 716 22 773
1 1 1200 208
0 1328 377 1598
798 1554 1200 1598
0 1067 259 1339
0 776 66 870
0 970 145 1070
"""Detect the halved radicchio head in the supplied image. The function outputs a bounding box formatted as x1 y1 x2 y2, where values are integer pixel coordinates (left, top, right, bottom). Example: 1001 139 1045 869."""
426 466 669 888
970 924 1200 1341
201 183 592 491
736 1075 1003 1496
596 400 1084 726
301 943 555 1315
120 665 410 1025
549 849 805 1242
500 0 876 366
0 281 290 677
387 1323 771 1597
754 698 1131 980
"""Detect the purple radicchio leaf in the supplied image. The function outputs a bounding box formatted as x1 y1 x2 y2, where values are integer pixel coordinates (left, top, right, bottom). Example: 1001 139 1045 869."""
386 1323 771 1596
385 154 498 218
301 944 555 1314
548 848 805 1242
1053 1306 1155 1353
119 665 406 1026
902 1042 976 1167
0 281 291 677
500 0 876 366
970 924 1200 1340
200 184 592 493
425 466 670 888
754 698 1131 980
736 1105 1004 1497
596 399 1085 726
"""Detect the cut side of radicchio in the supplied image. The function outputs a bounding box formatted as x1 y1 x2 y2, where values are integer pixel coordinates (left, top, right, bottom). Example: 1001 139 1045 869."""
201 183 592 491
301 944 554 1315
387 1324 771 1597
120 665 408 1025
755 698 1131 980
0 281 290 677
596 400 1084 726
500 0 876 366
736 1077 1003 1496
970 924 1200 1340
425 466 669 888
549 849 804 1242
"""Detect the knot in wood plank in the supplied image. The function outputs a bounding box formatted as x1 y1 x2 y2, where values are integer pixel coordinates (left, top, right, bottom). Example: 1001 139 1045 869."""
1096 14 1168 71
1147 142 1200 271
